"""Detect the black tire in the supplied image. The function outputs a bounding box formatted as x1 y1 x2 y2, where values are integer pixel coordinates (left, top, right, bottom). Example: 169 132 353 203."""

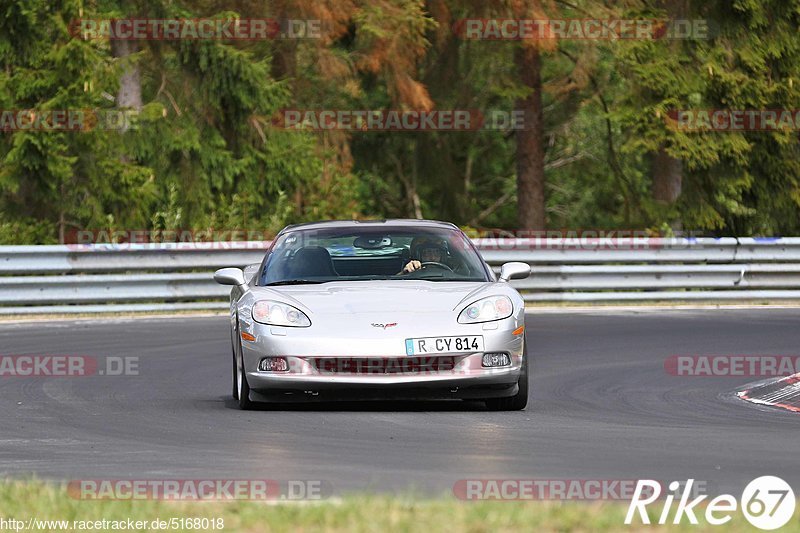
485 341 529 411
232 345 239 401
234 323 254 410
231 319 240 400
237 362 254 410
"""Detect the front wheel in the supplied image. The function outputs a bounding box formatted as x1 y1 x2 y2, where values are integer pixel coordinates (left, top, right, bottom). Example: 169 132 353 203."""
234 323 254 410
232 347 239 401
485 341 528 411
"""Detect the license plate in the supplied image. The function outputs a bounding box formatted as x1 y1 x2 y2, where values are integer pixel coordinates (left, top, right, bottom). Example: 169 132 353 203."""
405 336 484 355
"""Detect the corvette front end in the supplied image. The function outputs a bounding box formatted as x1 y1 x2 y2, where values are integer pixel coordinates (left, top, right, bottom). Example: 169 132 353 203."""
235 287 526 401
215 219 531 409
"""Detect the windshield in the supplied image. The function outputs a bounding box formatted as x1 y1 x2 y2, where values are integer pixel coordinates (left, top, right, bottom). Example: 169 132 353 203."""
258 226 490 285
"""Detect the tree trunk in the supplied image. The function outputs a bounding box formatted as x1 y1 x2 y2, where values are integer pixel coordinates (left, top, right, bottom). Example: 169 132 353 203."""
110 39 142 111
270 2 297 81
58 207 65 244
271 41 298 81
411 139 423 219
515 45 546 231
651 145 682 203
652 0 685 208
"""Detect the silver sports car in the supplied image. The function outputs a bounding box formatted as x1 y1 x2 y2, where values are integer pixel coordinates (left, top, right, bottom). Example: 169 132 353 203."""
214 219 530 410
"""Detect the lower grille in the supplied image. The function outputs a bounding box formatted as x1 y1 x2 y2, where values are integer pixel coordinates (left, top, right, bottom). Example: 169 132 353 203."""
311 356 457 375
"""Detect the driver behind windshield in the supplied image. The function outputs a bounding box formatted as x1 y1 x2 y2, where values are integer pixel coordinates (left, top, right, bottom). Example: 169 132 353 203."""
400 236 450 274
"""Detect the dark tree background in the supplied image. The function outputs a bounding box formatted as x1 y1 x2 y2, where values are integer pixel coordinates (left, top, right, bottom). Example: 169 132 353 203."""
1 0 799 242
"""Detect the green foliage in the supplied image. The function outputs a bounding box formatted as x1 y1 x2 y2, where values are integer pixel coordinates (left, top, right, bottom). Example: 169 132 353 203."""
610 0 800 233
1 0 799 242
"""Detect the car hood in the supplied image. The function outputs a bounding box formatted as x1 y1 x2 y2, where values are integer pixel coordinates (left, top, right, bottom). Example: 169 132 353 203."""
251 280 496 316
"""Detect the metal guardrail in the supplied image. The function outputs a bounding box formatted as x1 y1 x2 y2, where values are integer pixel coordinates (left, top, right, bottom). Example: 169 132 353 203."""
0 243 270 273
3 237 800 313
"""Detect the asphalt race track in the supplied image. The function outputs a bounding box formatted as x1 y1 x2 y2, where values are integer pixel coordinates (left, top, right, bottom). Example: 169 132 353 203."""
1 309 799 496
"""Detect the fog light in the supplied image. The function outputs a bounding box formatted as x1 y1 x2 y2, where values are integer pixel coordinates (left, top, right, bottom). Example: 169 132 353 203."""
482 352 511 368
259 357 289 372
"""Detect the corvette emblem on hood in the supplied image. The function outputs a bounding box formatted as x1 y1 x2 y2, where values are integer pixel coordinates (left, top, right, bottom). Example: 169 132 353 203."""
371 322 397 329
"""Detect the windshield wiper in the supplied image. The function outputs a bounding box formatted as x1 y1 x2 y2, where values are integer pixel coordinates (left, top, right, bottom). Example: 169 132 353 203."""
265 279 328 286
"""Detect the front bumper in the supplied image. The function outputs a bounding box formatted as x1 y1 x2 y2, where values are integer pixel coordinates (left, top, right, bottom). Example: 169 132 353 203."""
239 318 525 402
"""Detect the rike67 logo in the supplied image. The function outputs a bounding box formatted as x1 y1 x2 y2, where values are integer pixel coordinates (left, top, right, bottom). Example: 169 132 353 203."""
625 476 795 530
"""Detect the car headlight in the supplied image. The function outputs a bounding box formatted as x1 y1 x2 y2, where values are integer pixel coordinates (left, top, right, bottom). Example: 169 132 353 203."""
458 295 513 324
252 300 311 327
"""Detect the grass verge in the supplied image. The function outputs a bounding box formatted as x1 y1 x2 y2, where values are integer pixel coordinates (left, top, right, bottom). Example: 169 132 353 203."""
1 481 798 532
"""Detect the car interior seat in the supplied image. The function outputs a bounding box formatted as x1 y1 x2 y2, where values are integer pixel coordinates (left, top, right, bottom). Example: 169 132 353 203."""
290 246 338 278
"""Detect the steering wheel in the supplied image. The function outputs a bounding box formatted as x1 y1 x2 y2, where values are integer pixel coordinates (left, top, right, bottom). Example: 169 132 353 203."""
419 261 454 272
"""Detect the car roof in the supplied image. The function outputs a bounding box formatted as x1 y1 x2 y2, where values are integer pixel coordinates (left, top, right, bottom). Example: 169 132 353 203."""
279 219 460 233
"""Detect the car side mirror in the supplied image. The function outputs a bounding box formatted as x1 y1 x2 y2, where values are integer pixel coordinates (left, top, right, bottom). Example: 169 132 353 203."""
214 267 247 287
499 262 531 282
